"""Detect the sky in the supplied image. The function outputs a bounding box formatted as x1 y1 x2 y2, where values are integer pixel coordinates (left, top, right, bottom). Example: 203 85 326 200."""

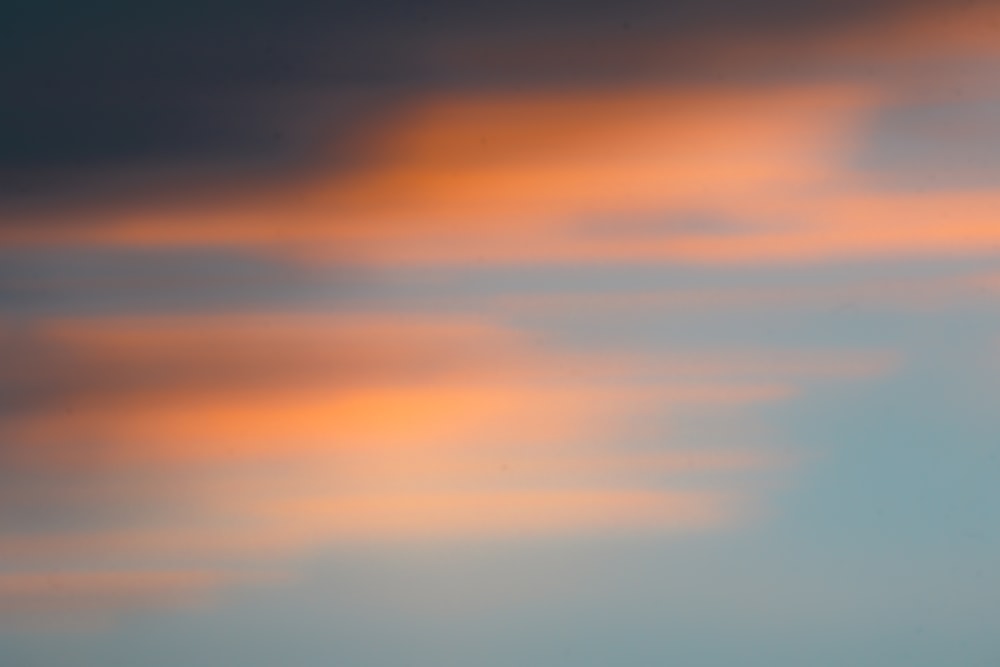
1 0 1000 664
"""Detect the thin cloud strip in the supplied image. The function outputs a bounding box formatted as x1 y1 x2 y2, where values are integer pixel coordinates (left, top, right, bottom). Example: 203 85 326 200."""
0 569 273 630
494 271 1000 315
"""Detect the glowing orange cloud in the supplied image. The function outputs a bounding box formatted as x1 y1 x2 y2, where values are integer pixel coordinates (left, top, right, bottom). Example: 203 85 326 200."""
0 84 877 252
310 187 1000 266
7 75 998 268
0 307 869 575
4 1 1000 273
0 305 894 633
2 313 801 470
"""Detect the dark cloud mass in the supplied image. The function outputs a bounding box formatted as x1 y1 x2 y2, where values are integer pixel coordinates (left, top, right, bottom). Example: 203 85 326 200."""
0 0 952 213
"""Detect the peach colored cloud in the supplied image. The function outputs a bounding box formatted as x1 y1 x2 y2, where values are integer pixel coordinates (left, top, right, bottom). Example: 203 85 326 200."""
315 188 1000 267
11 80 997 269
0 314 521 417
0 308 873 572
0 309 894 636
268 82 998 267
0 449 783 564
0 84 877 251
245 489 742 542
1 313 802 470
0 488 749 565
7 74 998 268
1 443 784 560
5 2 1000 272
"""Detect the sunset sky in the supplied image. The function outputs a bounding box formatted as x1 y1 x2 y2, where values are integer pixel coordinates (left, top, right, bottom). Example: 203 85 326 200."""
2 1 1000 665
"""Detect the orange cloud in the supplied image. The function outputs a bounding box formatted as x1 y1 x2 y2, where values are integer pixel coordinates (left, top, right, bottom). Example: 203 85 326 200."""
317 187 1000 266
2 313 801 470
0 308 898 634
0 307 848 576
1 314 519 416
0 83 878 254
8 75 998 268
5 2 1000 274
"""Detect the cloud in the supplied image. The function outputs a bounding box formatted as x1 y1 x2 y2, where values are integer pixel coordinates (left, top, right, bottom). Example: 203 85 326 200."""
8 77 998 269
0 83 879 249
0 314 519 417
6 58 1000 270
0 309 888 571
0 297 896 633
0 569 263 630
0 312 799 470
306 95 1000 266
5 0 999 243
495 271 1000 315
243 489 743 541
